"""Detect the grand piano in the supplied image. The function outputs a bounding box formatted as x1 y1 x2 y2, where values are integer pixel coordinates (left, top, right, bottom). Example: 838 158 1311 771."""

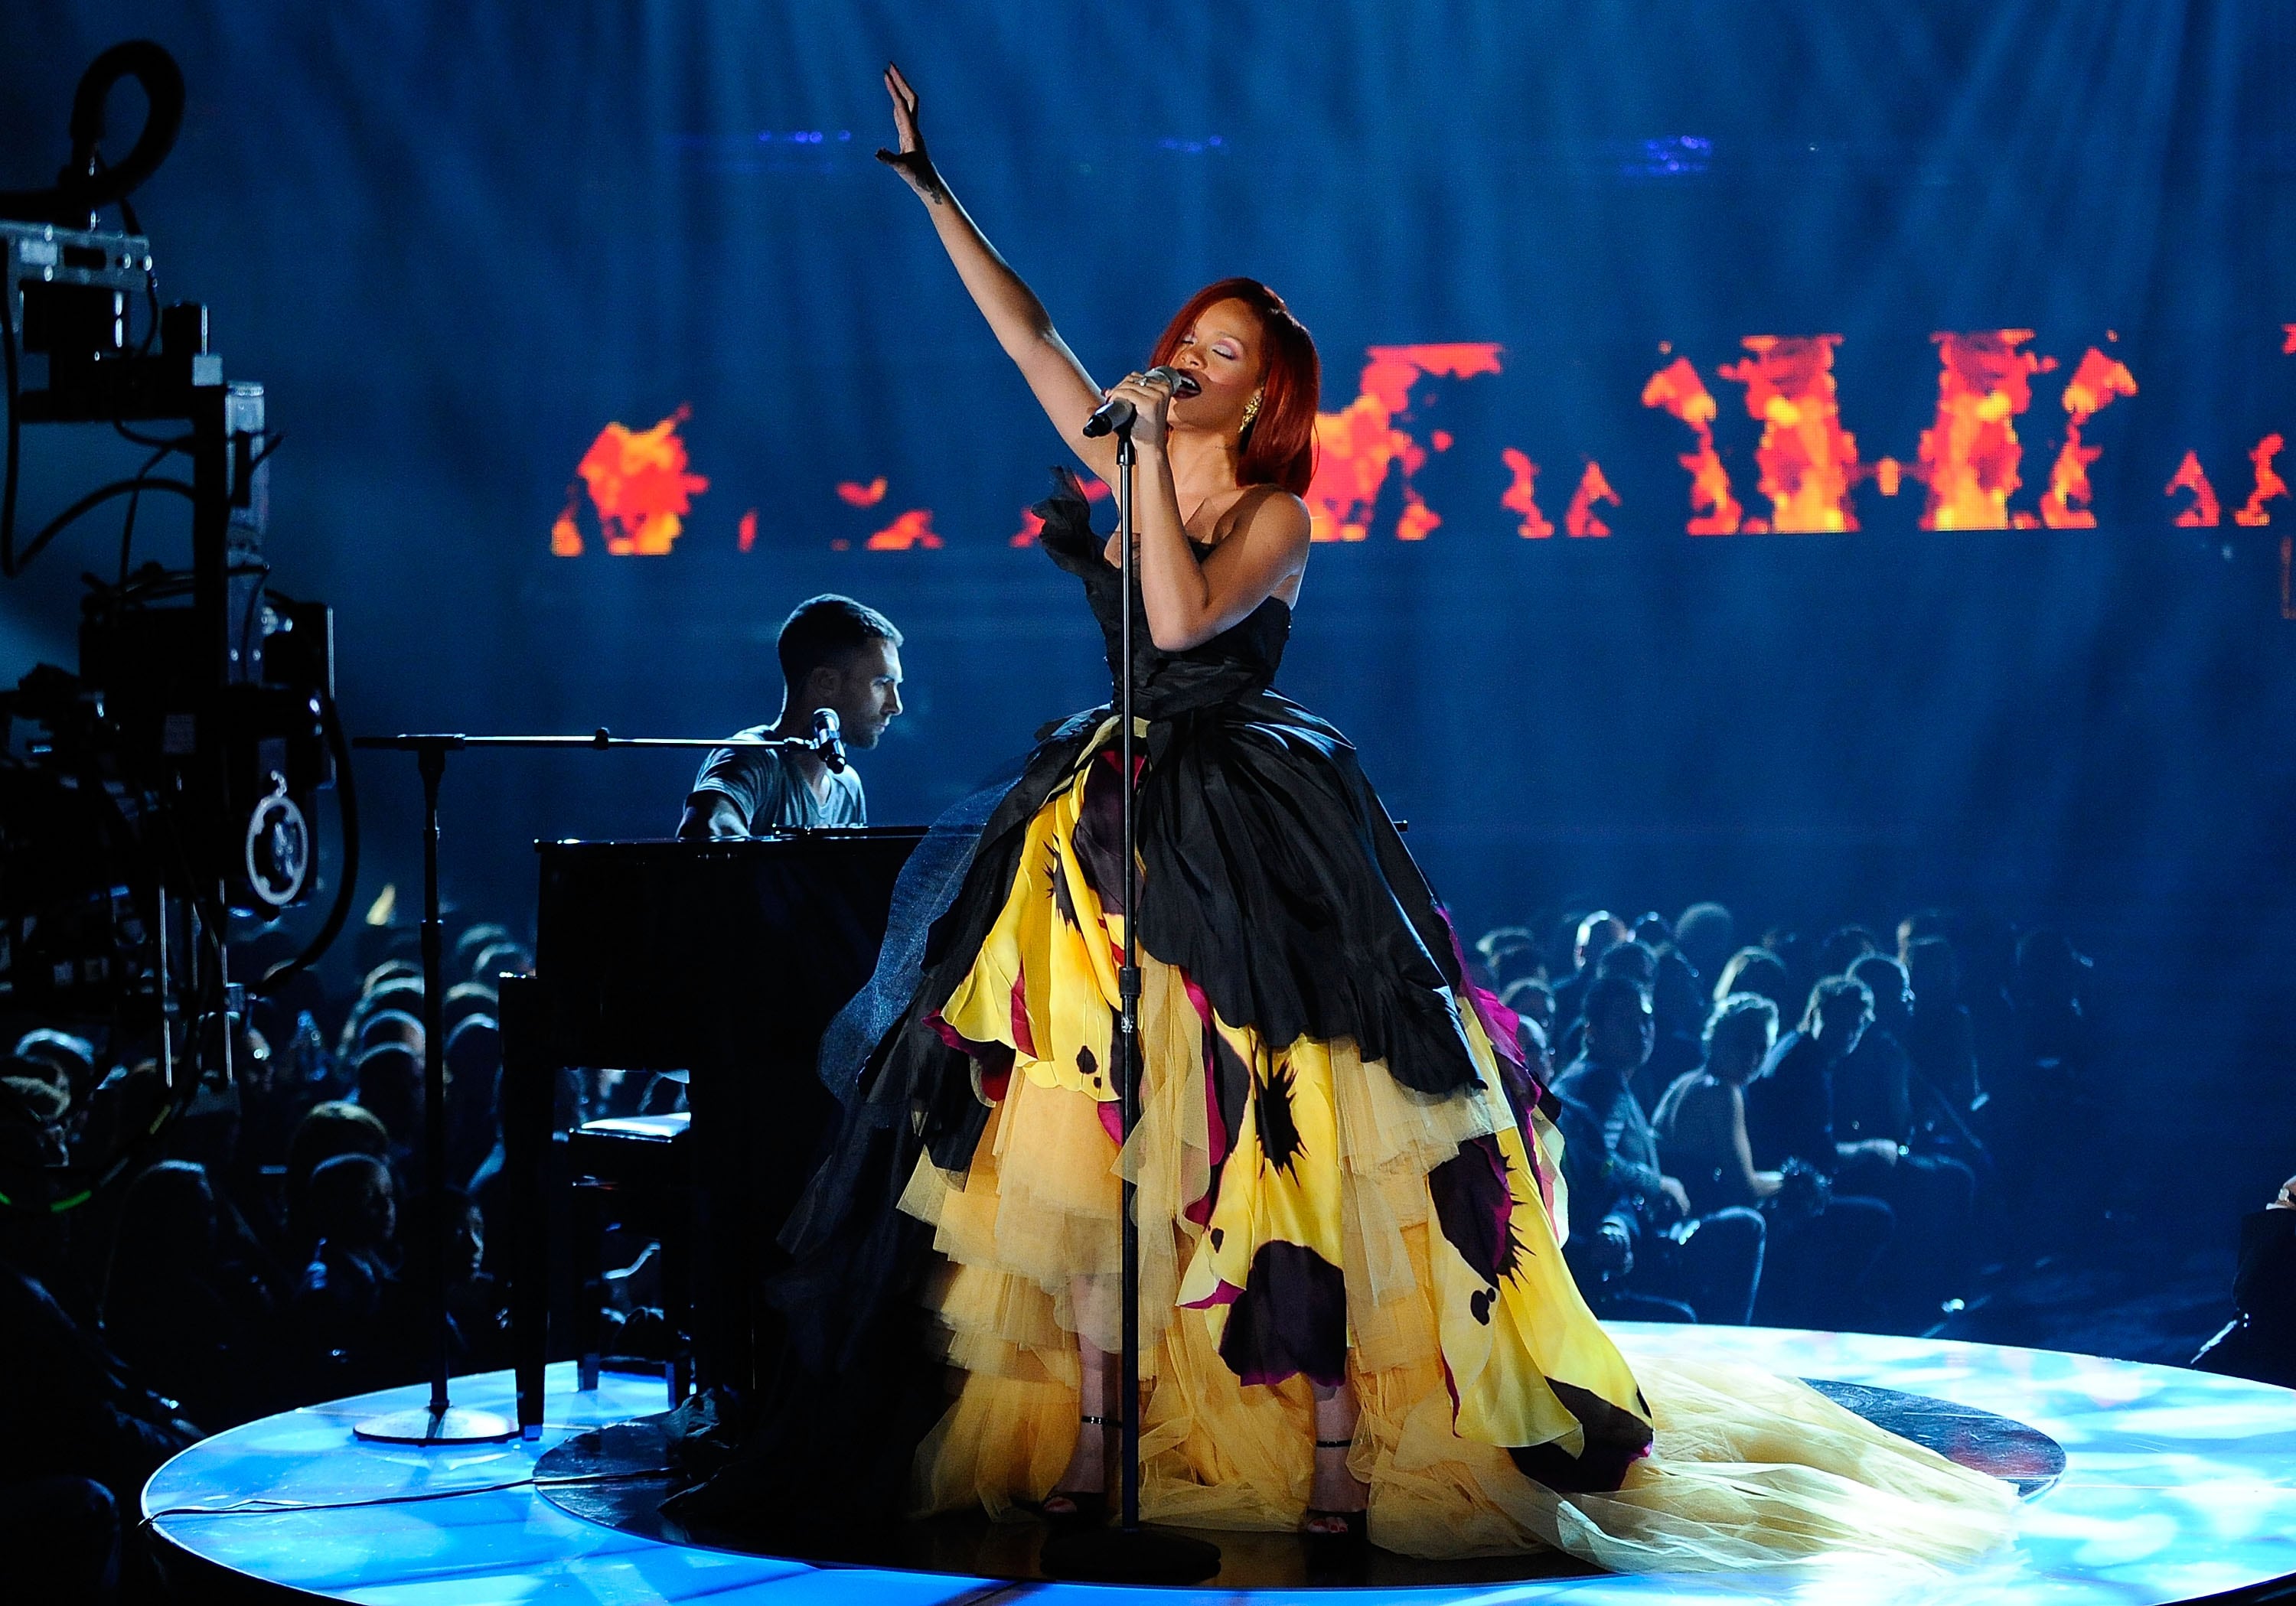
499 829 925 1431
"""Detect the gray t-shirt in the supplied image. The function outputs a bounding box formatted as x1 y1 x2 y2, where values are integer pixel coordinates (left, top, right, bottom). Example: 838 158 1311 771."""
687 726 866 832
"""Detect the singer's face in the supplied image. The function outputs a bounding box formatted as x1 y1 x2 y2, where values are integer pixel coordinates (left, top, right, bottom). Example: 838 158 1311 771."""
815 640 905 749
1166 298 1264 434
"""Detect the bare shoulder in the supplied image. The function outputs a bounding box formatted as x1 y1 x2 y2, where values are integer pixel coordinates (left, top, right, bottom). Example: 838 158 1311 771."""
1223 487 1310 568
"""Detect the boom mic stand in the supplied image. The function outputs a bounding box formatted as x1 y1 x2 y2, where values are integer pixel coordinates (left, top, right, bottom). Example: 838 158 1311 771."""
1038 422 1221 1584
348 723 843 1446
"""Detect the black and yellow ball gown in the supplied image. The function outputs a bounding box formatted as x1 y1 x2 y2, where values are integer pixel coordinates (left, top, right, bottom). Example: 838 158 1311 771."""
727 472 2015 1572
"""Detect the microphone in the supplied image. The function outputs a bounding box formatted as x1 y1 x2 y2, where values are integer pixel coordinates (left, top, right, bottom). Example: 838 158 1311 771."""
810 707 847 773
1081 366 1202 438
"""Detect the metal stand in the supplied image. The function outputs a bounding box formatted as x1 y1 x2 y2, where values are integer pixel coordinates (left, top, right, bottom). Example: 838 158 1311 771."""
1039 430 1221 1585
347 727 833 1446
351 737 517 1445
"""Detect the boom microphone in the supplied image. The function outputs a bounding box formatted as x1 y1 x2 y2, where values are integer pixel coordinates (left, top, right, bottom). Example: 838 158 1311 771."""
810 707 848 773
1082 366 1202 438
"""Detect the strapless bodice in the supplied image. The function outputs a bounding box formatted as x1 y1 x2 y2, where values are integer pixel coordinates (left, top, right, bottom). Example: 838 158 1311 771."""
1034 470 1290 718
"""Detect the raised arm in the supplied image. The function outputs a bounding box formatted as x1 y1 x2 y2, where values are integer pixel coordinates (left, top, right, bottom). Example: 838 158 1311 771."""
876 65 1119 484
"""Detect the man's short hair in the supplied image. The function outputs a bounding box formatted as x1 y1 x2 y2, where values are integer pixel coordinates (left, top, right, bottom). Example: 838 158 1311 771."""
1595 938 1658 983
1583 973 1652 1029
778 595 902 690
1800 974 1875 1034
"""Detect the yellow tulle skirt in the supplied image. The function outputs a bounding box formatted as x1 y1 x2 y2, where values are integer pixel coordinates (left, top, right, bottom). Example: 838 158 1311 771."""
895 744 2018 1570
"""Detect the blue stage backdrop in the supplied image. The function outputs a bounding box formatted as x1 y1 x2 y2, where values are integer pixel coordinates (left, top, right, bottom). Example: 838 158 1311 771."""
3 3 2292 1191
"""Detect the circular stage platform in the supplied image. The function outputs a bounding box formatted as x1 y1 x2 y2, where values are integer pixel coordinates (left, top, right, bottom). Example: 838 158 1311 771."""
145 1324 2296 1604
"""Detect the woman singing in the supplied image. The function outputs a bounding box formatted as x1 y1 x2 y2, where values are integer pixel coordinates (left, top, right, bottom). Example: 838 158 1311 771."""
680 64 2017 1571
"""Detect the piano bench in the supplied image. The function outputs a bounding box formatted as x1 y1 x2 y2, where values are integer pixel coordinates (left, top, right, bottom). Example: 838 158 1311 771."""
568 1112 694 1406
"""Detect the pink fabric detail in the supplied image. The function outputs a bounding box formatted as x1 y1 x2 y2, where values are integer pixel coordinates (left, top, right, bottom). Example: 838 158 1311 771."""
929 1012 1013 1103
1181 972 1212 1025
1099 1099 1124 1147
927 1014 967 1054
1182 1279 1243 1311
1440 907 1530 1083
1009 966 1035 1058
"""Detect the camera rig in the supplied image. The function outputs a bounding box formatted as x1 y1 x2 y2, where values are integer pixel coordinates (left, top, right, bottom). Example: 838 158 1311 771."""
0 42 357 1208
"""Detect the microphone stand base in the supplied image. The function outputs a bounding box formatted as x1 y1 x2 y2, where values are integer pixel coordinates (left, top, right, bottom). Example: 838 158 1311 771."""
352 1404 519 1446
1039 1524 1222 1585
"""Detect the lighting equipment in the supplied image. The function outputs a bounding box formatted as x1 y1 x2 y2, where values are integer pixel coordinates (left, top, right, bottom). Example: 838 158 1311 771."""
0 41 357 1213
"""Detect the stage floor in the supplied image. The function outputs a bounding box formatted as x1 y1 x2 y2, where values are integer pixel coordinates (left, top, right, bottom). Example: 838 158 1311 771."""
145 1324 2296 1604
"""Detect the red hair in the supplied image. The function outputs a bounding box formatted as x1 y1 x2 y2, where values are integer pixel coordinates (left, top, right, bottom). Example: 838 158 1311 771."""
1148 277 1320 497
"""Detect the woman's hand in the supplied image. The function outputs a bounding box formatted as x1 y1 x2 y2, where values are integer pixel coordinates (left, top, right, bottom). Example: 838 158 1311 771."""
1101 370 1176 451
875 63 945 202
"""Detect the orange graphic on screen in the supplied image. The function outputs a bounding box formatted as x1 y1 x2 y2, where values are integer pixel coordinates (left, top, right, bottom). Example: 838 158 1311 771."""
837 477 889 507
2166 451 2220 527
1396 491 1441 542
2234 434 2288 526
1306 343 1503 542
866 508 943 550
1565 461 1619 537
1639 357 1742 534
736 509 758 552
1918 332 2047 530
2037 347 2138 529
553 406 711 556
1011 507 1046 549
1500 448 1554 538
1717 336 1857 533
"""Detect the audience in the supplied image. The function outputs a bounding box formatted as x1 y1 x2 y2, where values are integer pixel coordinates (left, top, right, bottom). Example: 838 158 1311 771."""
1658 991 1895 1328
1554 976 1766 1324
4 882 2264 1593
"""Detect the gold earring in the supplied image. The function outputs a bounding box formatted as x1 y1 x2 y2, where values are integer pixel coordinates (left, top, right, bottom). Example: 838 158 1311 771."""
1240 392 1261 435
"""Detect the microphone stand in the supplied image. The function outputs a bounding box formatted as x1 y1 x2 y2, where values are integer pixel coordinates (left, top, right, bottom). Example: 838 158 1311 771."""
348 725 837 1446
1039 424 1221 1584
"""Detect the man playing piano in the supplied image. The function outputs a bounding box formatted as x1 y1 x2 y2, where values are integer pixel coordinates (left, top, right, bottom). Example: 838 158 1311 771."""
676 595 905 838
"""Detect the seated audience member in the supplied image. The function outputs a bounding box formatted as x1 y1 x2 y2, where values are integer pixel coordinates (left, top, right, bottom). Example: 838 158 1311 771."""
1636 917 1710 1093
440 980 500 1045
404 1184 509 1371
1474 925 1544 992
1842 953 1984 1186
1658 993 1894 1330
1903 935 1981 1111
472 939 534 982
1746 976 1891 1174
1499 977 1554 1047
1711 945 1794 1020
101 1161 277 1428
354 1042 425 1160
0 1083 197 1603
292 1152 425 1391
1555 939 1658 1067
1652 995 1786 1212
340 971 424 1059
2193 1174 2296 1389
14 1029 97 1144
1549 910 1628 1041
445 1015 502 1189
1672 901 1737 992
1761 925 1812 1004
1554 976 1765 1325
283 1101 393 1254
1815 924 1880 984
452 922 515 982
1895 907 1951 963
354 1007 424 1058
